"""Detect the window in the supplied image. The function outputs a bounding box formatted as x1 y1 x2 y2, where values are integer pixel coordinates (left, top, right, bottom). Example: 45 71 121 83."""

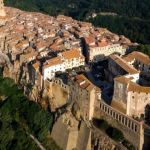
116 114 118 120
119 115 121 121
102 105 104 110
131 122 134 130
125 118 128 126
135 125 137 132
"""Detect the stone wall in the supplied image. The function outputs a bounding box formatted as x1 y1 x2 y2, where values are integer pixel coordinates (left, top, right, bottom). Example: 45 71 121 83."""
112 80 128 114
51 113 91 150
76 121 91 150
94 101 144 150
105 57 127 82
43 78 69 111
92 126 127 150
112 79 150 117
108 57 127 77
51 115 78 150
128 91 150 117
51 78 69 91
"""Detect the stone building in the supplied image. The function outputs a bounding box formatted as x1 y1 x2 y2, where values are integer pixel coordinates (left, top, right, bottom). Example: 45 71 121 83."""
106 54 139 82
84 37 126 62
107 52 150 118
0 0 5 17
112 74 150 118
43 56 65 80
43 49 85 80
107 51 150 83
123 51 150 72
69 74 101 121
58 49 85 70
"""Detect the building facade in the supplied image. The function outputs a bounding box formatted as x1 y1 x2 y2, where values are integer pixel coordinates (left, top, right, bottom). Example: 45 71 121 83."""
123 51 150 72
69 74 101 120
43 49 85 80
43 56 65 80
84 37 126 62
109 52 150 118
106 54 139 82
89 44 125 62
112 74 150 117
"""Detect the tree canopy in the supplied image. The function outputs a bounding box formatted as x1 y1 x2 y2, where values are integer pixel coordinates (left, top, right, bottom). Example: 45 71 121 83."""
0 74 60 150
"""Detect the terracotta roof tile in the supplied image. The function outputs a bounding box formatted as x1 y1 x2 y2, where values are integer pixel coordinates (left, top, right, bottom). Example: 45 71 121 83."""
61 49 84 60
123 51 150 66
115 76 150 93
110 55 139 74
44 56 63 68
75 74 96 91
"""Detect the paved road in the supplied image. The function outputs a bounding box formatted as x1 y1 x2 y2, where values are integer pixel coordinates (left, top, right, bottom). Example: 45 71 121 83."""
29 134 46 150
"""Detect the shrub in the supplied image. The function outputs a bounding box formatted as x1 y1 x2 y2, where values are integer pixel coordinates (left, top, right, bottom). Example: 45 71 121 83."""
106 127 124 142
0 67 3 77
93 118 109 131
122 140 135 150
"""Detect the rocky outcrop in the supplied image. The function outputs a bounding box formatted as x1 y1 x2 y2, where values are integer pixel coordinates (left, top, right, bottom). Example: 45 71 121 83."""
0 52 11 67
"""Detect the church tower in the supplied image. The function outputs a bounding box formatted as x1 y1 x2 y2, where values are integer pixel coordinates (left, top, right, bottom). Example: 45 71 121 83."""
0 0 6 17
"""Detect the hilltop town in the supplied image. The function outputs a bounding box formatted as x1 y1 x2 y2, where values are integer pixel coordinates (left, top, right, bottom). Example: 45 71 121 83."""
0 1 150 150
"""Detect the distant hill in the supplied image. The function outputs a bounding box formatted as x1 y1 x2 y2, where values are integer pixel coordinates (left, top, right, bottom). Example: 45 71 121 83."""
5 0 150 44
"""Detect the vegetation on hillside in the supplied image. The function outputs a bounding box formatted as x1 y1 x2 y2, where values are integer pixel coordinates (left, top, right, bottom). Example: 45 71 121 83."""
0 68 60 150
137 44 150 56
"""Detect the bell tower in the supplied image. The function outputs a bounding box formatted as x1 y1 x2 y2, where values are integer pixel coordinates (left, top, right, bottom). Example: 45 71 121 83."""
0 0 6 17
